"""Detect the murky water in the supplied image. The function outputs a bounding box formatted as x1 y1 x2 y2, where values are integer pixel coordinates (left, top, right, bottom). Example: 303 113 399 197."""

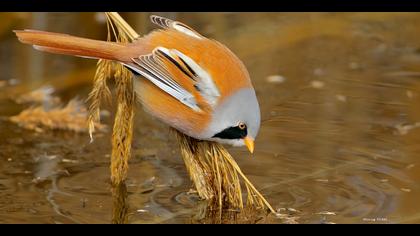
1 12 420 223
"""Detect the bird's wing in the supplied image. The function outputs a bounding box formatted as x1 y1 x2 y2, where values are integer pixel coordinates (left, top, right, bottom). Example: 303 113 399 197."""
150 15 203 39
124 46 220 111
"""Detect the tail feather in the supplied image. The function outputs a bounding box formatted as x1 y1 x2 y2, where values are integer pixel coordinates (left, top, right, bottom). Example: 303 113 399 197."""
14 30 132 62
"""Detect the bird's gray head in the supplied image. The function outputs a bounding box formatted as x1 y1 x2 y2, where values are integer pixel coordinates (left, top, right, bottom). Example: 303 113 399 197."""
203 88 260 153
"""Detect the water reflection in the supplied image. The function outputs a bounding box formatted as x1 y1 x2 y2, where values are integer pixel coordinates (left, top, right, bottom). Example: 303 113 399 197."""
111 183 129 224
1 12 420 223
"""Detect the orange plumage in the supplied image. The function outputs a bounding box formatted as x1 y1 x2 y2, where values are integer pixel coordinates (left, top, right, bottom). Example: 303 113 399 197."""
14 15 260 152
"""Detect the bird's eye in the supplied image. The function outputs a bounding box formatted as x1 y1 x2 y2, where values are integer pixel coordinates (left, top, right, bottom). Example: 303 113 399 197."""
238 122 247 130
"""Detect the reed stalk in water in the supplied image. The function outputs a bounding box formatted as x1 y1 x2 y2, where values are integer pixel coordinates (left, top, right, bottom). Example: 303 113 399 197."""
87 12 134 185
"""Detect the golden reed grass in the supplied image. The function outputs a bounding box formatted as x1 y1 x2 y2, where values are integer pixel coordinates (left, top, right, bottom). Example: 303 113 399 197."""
87 13 135 185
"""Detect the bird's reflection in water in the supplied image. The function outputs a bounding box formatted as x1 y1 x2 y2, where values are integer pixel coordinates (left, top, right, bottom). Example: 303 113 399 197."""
110 183 276 224
111 183 129 224
189 200 274 224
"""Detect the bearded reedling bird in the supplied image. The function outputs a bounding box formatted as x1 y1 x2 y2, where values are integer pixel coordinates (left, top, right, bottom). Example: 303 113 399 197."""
14 15 260 153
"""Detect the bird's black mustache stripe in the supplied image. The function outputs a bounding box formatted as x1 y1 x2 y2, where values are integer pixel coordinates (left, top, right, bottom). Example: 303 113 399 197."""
212 126 247 140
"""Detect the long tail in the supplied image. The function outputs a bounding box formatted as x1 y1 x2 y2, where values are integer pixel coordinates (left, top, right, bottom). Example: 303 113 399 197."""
14 30 133 62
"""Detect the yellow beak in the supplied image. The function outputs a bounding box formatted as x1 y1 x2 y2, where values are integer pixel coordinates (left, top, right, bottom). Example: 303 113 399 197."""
244 136 255 153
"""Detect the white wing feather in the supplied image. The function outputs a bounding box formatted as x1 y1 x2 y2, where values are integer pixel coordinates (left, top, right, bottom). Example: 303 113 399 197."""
125 46 220 112
126 53 201 111
150 15 203 39
171 49 220 106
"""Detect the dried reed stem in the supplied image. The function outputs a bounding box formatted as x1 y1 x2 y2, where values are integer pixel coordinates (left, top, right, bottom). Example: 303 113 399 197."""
88 13 136 185
10 98 105 133
175 131 275 213
87 59 112 142
110 63 134 185
106 12 139 39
